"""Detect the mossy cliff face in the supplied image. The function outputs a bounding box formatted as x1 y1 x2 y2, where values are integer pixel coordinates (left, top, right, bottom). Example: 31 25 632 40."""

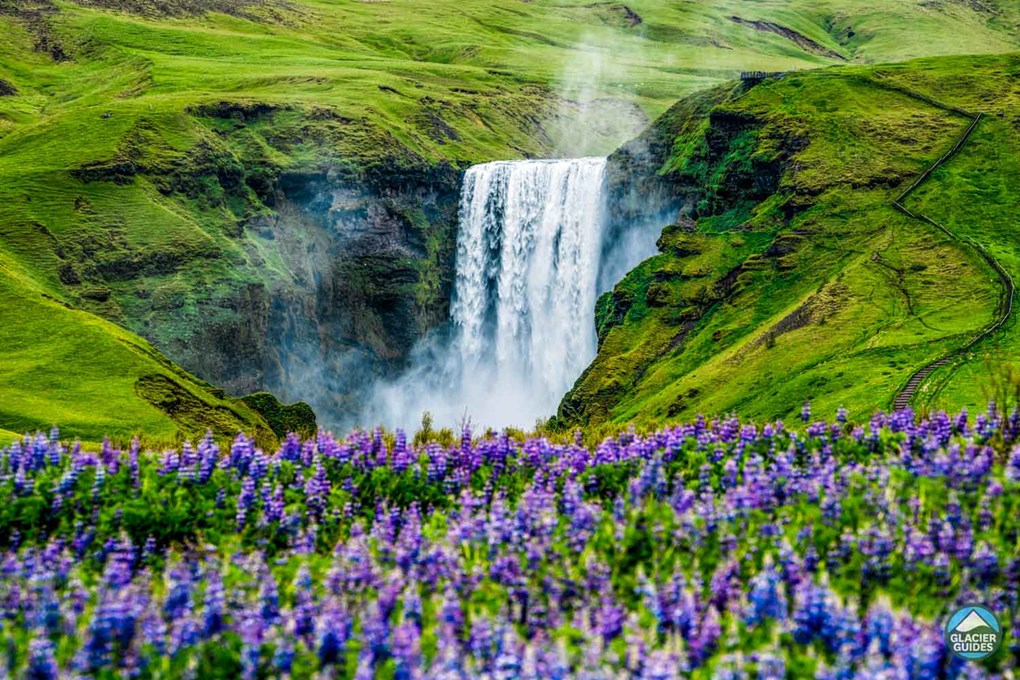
560 57 1018 428
58 97 467 428
103 126 465 427
253 162 462 425
560 82 787 425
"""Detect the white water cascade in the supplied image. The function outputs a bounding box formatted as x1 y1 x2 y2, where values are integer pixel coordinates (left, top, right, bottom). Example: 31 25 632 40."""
366 157 609 430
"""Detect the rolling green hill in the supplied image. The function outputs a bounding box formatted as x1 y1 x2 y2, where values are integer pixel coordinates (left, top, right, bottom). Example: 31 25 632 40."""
1 0 1020 439
558 53 1020 428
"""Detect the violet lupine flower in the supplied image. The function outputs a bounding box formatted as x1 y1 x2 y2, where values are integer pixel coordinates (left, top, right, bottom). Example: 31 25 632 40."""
393 621 423 680
259 570 281 626
140 600 167 655
745 559 787 627
14 462 33 496
197 432 219 483
163 563 192 622
26 630 60 680
755 651 785 680
158 447 180 476
78 587 142 672
127 438 140 490
236 476 256 530
393 430 414 474
203 570 225 637
239 610 264 680
689 605 721 667
864 601 894 659
316 600 351 668
178 441 198 483
304 457 330 521
264 484 285 524
291 564 316 642
595 596 625 642
273 634 295 676
250 447 270 482
169 607 201 657
971 541 999 586
1007 445 1020 483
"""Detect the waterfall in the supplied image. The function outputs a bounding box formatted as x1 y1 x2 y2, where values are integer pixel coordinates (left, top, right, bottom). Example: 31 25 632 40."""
366 157 609 430
453 158 608 422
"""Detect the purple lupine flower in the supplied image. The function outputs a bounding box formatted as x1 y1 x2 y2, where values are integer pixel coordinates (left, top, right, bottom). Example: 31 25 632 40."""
259 570 281 626
304 457 330 521
971 541 999 586
169 608 201 656
239 610 264 680
273 635 295 676
178 441 197 484
26 630 60 680
1006 445 1020 483
203 570 225 636
316 600 351 668
237 475 256 530
745 559 787 626
393 621 423 680
163 563 192 621
595 596 625 642
689 605 721 667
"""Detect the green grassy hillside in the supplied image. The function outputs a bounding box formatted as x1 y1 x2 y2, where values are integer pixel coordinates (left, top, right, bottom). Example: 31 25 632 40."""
559 53 1020 428
1 0 1019 438
0 256 284 445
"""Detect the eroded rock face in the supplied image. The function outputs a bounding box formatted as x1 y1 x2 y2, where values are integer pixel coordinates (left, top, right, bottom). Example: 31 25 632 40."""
250 163 462 427
63 144 462 428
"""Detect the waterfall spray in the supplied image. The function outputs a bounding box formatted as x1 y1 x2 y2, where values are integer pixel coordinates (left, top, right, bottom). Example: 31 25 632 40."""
366 158 608 430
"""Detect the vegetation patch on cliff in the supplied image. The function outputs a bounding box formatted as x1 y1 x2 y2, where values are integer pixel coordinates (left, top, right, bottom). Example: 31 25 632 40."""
560 54 1020 430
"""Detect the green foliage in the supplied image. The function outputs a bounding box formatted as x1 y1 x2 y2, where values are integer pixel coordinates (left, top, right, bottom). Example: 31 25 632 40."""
562 54 1020 428
240 391 316 439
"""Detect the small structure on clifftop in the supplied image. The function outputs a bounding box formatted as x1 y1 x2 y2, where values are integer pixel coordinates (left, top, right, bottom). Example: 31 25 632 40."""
740 71 786 83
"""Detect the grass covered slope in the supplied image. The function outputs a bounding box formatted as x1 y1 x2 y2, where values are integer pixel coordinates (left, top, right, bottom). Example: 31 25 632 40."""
0 262 282 445
560 54 1020 429
0 0 1018 437
889 60 1020 413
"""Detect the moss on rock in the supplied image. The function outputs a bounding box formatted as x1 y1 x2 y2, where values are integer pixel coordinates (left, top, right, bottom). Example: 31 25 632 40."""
240 391 317 439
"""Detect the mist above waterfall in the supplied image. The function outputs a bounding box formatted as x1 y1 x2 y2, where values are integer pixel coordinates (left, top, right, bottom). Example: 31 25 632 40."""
546 31 651 157
363 158 608 431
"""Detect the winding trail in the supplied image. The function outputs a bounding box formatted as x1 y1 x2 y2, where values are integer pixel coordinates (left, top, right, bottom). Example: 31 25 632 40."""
889 111 1016 410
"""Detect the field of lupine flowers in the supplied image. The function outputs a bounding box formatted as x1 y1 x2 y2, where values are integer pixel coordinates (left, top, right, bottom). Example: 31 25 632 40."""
2 405 1020 678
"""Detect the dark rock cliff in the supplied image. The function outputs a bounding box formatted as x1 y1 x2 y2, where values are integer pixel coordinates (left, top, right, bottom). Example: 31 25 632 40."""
136 159 463 428
252 163 462 425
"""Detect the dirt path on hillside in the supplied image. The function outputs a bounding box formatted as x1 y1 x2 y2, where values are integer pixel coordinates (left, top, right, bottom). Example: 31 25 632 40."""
887 108 1015 411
